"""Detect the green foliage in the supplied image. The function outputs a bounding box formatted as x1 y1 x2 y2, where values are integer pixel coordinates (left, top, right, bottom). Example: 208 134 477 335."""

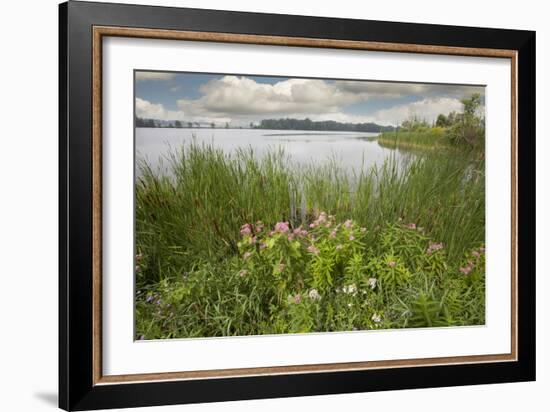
136 217 486 339
134 139 485 339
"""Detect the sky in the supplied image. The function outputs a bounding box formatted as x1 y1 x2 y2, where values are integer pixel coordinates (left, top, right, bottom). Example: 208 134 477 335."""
135 71 485 127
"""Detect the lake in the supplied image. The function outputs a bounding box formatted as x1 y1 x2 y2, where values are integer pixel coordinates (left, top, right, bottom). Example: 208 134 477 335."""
136 128 404 175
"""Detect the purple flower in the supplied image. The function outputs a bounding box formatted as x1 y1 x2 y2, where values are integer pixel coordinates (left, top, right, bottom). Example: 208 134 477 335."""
426 241 444 255
459 265 473 275
255 221 264 233
349 235 355 241
274 221 290 233
293 227 308 237
307 245 320 255
240 223 252 237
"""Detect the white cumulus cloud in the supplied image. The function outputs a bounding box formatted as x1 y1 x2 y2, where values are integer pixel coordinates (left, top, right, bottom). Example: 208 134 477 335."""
135 98 186 121
371 97 465 126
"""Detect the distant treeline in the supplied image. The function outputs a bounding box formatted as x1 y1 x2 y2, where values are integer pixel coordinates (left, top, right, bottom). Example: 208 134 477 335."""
256 118 395 133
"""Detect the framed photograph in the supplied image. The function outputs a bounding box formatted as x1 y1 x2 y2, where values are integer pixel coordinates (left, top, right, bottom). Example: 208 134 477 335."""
59 1 536 410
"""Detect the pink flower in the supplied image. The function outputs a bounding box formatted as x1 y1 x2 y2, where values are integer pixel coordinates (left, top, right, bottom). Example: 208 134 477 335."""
406 223 417 230
330 230 337 238
388 261 396 268
426 241 444 255
274 221 290 233
255 221 264 233
287 234 295 241
240 223 252 237
293 227 308 237
307 245 320 255
243 252 252 260
472 250 480 258
289 293 302 304
344 219 353 229
309 223 316 228
250 236 257 245
459 265 473 275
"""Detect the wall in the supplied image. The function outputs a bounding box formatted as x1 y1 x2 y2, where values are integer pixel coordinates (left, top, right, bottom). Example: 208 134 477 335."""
0 0 546 411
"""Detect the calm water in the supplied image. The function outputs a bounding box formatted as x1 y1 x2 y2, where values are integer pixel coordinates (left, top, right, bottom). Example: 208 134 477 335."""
136 128 404 175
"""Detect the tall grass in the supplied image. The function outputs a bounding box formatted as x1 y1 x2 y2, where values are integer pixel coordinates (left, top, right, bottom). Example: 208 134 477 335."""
136 142 484 287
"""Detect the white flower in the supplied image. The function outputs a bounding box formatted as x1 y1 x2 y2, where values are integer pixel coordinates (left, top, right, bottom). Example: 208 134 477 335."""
342 284 357 296
308 289 321 301
347 303 353 308
371 313 381 323
368 278 377 290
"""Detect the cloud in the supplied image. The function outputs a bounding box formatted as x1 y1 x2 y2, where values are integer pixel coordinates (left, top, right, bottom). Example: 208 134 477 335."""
370 97 464 125
135 72 176 81
135 98 186 121
177 76 363 119
335 81 484 99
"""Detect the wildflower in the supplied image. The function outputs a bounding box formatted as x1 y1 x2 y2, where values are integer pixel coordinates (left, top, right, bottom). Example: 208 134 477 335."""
146 295 154 303
275 263 286 273
459 265 473 275
360 227 367 233
238 269 248 277
371 313 382 323
347 303 354 308
309 223 316 228
259 242 267 250
135 253 143 262
250 236 257 245
240 223 252 237
472 250 480 258
388 261 396 268
344 219 353 229
307 245 320 255
336 244 343 251
426 241 444 255
243 251 252 260
349 235 355 241
255 221 264 233
274 221 290 233
406 223 417 230
368 278 377 290
308 289 321 301
293 227 308 237
287 234 295 242
293 294 302 304
342 284 357 296
330 230 337 238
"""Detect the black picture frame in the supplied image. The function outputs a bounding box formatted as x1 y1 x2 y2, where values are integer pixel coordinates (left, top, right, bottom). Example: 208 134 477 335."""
59 1 536 410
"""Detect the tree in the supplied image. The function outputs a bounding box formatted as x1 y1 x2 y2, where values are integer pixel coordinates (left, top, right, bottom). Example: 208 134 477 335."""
211 122 215 128
225 122 229 129
175 120 182 128
187 122 193 128
448 93 484 147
